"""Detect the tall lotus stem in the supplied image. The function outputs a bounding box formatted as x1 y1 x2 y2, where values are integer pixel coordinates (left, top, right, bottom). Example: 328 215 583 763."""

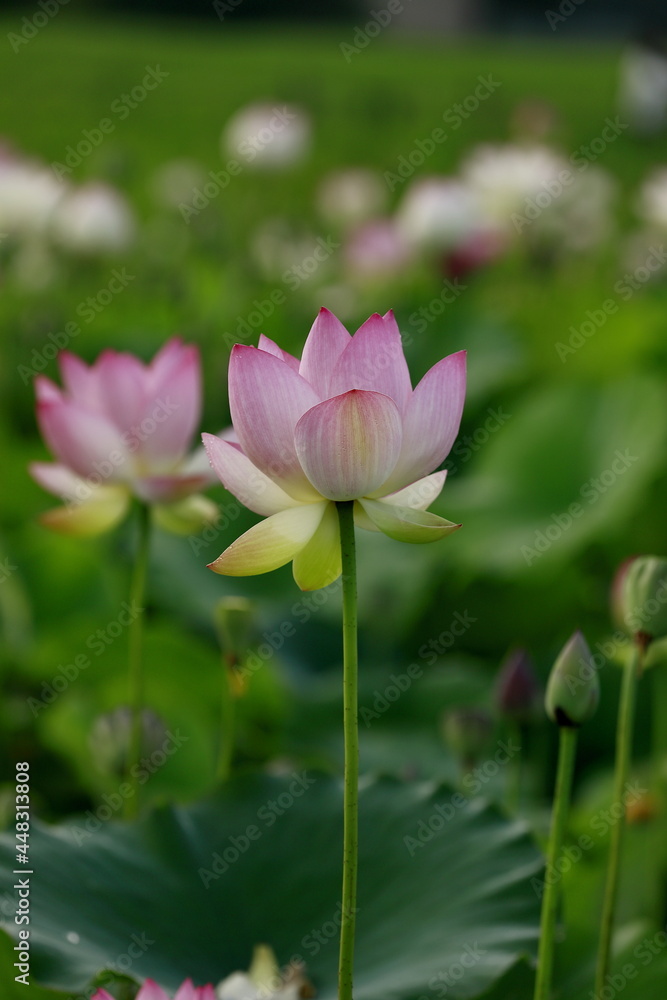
595 640 644 994
124 502 150 818
337 500 359 1000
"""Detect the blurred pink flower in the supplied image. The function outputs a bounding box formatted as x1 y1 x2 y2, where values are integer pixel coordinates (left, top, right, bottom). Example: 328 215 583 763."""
203 308 466 591
31 338 216 536
93 978 216 1000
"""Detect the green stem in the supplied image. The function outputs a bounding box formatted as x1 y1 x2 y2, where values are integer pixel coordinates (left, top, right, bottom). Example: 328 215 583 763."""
216 655 236 784
336 500 359 1000
506 721 524 813
651 663 667 925
533 725 578 1000
124 503 151 820
594 642 642 995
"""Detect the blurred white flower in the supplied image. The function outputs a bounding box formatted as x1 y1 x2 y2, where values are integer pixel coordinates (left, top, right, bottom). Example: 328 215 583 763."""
222 103 311 169
618 41 667 135
317 168 387 226
0 151 66 236
50 182 135 254
462 143 567 227
344 218 414 281
396 177 487 251
217 946 312 1000
637 166 667 227
545 167 617 252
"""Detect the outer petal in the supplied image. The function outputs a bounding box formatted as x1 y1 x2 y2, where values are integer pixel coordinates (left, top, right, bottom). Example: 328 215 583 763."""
39 488 130 537
329 312 412 413
228 345 321 501
377 350 466 494
136 981 171 1000
295 390 402 501
36 398 129 479
298 307 351 398
292 502 342 590
359 497 461 543
208 503 328 577
29 461 87 500
258 334 300 372
380 470 447 509
141 343 201 466
203 433 302 516
34 375 62 405
91 991 116 1000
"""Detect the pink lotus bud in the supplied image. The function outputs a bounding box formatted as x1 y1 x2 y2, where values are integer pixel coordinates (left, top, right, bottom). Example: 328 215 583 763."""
495 648 540 722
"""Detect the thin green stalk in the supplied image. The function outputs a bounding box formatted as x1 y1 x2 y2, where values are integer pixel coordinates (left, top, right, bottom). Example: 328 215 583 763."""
124 502 151 819
506 720 524 813
651 663 667 925
533 725 578 1000
594 642 643 994
216 655 236 784
336 500 359 1000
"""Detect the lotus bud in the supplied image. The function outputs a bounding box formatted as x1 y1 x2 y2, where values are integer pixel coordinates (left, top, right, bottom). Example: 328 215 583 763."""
616 555 667 645
545 631 599 727
214 597 254 696
441 707 493 768
495 648 540 723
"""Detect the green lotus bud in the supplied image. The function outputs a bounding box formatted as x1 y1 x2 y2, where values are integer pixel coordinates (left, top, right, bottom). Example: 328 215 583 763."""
617 555 667 644
441 707 494 766
545 631 599 727
214 597 254 659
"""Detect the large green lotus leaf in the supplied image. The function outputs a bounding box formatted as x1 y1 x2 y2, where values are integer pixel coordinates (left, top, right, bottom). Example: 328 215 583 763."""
0 775 541 1000
441 377 667 576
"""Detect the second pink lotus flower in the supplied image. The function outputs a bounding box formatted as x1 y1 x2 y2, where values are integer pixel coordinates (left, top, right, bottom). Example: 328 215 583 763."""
204 308 466 590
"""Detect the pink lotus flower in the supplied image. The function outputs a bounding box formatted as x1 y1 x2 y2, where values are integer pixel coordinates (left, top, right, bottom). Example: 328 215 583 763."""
30 339 216 536
93 978 215 1000
203 309 466 590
